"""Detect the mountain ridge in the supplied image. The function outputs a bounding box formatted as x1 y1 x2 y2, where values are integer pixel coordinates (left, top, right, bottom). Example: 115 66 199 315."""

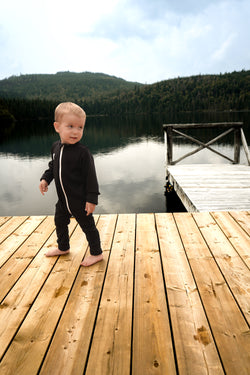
0 71 142 101
0 70 249 119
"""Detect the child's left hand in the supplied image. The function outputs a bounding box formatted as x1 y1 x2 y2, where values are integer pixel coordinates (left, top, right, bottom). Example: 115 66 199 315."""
85 202 96 216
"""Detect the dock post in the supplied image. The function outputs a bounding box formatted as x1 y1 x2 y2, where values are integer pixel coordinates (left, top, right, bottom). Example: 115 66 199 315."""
234 127 241 163
166 126 173 165
240 128 250 165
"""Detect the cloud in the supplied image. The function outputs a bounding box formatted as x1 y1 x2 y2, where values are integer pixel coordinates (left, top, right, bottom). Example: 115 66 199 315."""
77 0 250 82
0 0 249 82
83 0 229 40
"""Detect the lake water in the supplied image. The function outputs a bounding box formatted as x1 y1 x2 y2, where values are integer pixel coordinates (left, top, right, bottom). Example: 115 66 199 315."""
0 112 249 216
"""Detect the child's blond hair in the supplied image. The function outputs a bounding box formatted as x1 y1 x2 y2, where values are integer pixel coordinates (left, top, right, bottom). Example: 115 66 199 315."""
55 102 86 122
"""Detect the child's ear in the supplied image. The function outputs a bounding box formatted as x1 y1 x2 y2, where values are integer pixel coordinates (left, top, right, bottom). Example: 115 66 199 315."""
54 122 60 133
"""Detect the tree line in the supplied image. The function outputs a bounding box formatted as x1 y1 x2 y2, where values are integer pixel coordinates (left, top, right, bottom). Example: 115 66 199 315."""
0 71 139 101
93 70 250 115
0 69 249 137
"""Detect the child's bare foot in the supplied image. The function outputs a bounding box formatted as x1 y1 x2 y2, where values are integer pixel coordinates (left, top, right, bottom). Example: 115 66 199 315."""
81 254 103 267
45 247 70 257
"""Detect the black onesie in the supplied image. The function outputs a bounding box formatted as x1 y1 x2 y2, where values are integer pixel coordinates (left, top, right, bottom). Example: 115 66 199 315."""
41 141 102 255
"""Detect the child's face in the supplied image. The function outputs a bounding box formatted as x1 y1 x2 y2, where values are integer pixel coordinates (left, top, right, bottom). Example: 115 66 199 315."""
54 113 85 144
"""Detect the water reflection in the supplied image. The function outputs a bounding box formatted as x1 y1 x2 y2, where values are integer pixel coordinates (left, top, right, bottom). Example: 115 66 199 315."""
95 139 166 213
0 112 249 215
0 138 166 215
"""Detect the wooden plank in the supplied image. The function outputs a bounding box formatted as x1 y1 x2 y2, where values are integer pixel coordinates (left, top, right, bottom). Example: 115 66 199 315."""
0 216 11 228
163 122 243 129
211 211 250 269
0 216 55 301
0 218 78 361
0 216 28 244
40 214 117 375
168 179 250 188
174 213 250 375
168 165 250 176
193 212 250 325
0 219 94 375
0 216 45 267
155 213 223 375
133 213 176 374
229 211 250 236
85 214 135 375
168 176 198 212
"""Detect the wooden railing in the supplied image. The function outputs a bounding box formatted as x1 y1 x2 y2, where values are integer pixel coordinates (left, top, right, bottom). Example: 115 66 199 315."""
163 122 250 166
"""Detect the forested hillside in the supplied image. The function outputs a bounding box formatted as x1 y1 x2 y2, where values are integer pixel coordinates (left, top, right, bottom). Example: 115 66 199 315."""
0 71 140 100
95 70 250 115
0 70 249 131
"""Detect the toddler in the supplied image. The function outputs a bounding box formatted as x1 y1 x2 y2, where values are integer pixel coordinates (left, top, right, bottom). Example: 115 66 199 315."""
39 102 103 266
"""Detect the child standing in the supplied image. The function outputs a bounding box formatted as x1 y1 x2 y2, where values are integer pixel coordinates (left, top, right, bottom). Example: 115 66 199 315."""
39 102 103 267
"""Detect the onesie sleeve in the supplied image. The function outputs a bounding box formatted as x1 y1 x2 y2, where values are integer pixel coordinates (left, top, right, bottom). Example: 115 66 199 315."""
40 147 54 185
85 150 100 205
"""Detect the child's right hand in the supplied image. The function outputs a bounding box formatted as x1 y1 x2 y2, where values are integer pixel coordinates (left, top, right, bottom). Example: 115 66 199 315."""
39 180 48 195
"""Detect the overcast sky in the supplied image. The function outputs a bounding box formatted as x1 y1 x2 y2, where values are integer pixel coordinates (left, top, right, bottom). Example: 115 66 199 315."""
1 0 249 83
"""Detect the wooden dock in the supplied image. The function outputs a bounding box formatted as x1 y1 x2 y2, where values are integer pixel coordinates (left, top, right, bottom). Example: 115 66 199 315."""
163 122 250 212
167 164 250 212
0 213 249 374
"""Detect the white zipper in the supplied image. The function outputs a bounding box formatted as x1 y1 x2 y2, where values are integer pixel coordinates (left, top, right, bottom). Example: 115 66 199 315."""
59 145 72 215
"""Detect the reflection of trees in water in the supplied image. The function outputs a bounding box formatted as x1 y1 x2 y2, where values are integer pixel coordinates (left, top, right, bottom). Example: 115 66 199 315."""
0 112 249 157
84 112 250 153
